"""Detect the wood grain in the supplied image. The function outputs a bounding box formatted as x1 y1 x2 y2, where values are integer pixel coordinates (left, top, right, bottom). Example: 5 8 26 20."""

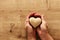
0 0 60 40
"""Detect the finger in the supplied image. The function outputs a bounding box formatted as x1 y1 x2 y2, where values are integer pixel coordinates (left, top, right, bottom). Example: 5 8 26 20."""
37 28 41 35
37 27 42 39
41 15 46 25
40 24 47 32
34 13 41 17
41 15 44 20
26 25 36 40
26 13 36 22
27 12 36 19
40 21 48 34
40 15 47 31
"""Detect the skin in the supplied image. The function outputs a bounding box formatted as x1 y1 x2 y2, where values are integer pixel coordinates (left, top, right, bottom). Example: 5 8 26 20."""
25 13 54 40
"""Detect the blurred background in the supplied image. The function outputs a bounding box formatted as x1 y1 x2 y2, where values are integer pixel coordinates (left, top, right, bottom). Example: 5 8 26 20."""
0 0 60 40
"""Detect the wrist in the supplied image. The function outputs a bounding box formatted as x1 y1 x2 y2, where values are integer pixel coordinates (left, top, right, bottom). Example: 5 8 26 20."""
41 33 54 40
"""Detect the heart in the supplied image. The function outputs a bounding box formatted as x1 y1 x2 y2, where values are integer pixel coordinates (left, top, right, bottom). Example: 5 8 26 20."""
29 17 41 28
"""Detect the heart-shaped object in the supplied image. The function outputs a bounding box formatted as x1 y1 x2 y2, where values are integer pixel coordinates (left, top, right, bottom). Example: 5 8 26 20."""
29 17 42 28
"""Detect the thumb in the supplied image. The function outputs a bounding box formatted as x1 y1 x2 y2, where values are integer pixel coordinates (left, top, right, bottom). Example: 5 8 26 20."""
26 25 36 40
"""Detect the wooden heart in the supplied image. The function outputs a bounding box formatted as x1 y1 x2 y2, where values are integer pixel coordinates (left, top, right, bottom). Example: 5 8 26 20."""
29 17 41 28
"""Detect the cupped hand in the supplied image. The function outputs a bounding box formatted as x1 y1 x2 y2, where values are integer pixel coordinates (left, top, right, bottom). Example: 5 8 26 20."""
36 14 54 40
25 13 36 40
25 13 54 40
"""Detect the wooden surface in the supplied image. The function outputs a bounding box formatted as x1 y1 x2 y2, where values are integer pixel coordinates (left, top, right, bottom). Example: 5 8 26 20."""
0 0 60 40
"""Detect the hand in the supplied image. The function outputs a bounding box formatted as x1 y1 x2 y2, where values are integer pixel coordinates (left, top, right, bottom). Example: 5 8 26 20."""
25 13 36 40
25 13 54 40
36 14 54 40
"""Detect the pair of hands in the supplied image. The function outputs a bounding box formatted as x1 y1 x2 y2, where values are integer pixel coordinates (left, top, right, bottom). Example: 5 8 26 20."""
25 13 53 40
